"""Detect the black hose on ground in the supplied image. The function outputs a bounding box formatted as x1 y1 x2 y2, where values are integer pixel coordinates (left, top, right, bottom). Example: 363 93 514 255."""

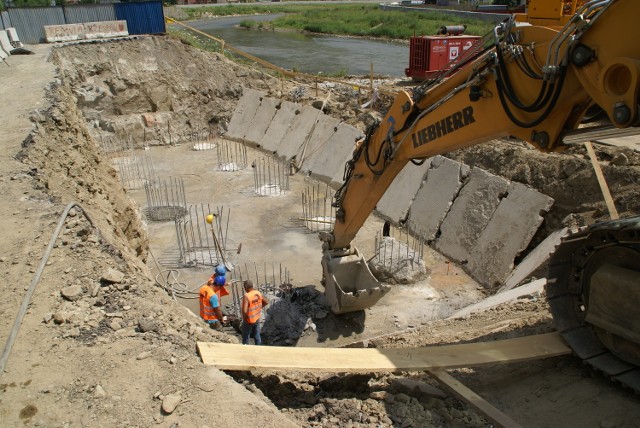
0 202 95 379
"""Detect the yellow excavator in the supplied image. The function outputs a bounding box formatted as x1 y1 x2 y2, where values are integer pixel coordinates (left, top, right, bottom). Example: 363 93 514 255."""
320 0 640 390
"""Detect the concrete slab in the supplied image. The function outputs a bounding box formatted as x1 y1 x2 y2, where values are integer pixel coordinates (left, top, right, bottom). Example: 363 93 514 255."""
262 100 300 153
434 168 508 263
468 181 554 286
298 114 341 177
243 96 280 146
277 105 320 161
225 88 263 141
44 24 85 43
596 135 640 152
83 21 128 39
305 122 362 185
376 162 431 223
500 227 568 292
448 278 546 319
407 156 470 241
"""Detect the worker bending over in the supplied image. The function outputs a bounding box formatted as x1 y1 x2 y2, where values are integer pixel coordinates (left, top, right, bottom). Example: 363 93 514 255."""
241 280 269 345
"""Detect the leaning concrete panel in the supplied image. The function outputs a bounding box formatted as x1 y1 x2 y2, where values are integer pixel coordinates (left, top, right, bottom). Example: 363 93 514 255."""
500 227 567 292
407 156 469 241
307 123 363 184
277 105 320 161
467 182 554 286
225 88 263 141
243 97 280 146
448 278 546 319
262 100 300 153
434 168 509 263
298 115 341 176
376 162 431 223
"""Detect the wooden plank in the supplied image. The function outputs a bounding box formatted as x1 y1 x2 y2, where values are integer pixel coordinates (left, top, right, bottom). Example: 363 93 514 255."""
429 369 522 428
585 141 619 220
197 332 570 372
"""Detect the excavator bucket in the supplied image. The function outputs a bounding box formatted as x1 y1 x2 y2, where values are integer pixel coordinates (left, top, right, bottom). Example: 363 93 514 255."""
321 247 391 314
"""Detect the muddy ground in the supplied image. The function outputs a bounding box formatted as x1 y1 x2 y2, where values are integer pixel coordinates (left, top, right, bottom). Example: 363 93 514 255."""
0 35 639 427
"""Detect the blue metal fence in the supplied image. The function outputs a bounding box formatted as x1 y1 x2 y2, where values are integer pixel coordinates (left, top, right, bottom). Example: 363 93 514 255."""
115 1 165 36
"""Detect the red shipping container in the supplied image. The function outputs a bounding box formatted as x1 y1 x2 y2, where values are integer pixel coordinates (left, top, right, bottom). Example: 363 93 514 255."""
405 35 481 81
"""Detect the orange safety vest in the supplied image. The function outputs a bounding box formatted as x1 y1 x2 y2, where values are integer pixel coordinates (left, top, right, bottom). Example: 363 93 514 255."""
243 289 264 324
199 284 219 322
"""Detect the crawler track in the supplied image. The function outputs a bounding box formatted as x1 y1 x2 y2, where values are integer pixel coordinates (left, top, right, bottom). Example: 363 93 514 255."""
547 216 640 392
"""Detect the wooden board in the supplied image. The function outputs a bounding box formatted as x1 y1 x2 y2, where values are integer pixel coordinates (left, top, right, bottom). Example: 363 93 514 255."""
197 332 570 372
429 369 521 428
585 141 619 220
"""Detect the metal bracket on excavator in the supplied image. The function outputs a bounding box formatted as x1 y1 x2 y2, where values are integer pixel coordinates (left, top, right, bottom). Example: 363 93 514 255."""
321 246 391 314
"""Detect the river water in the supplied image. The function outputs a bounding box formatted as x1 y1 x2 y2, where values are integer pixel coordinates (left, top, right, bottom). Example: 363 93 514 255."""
188 15 409 77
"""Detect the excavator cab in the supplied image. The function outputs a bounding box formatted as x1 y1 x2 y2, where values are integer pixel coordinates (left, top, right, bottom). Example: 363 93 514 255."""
321 246 390 314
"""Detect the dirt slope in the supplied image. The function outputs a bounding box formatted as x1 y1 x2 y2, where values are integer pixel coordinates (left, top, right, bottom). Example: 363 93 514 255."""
0 35 638 428
0 41 297 428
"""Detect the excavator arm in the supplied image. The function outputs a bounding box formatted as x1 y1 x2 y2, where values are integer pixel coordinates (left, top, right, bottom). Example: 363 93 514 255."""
321 0 640 390
326 0 639 252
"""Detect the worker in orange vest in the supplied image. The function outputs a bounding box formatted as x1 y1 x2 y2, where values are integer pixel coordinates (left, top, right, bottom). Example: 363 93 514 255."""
199 274 228 331
241 280 269 345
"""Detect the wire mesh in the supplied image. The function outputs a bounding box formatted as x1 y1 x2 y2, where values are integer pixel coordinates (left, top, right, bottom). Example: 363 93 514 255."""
112 152 157 191
174 204 231 268
301 183 335 232
192 132 218 151
99 135 135 160
252 156 290 196
216 139 248 171
144 176 188 222
372 223 426 271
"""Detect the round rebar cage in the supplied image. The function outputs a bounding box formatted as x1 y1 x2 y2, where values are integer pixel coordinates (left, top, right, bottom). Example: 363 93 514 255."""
144 176 188 222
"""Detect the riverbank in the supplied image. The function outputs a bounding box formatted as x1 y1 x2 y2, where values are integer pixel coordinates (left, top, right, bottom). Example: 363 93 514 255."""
165 3 494 40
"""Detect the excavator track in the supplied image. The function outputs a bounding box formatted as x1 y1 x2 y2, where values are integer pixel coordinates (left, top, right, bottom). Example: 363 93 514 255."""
547 216 640 393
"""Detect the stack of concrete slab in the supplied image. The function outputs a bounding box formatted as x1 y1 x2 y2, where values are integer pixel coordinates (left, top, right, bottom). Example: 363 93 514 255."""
225 88 555 289
43 21 128 43
224 88 362 186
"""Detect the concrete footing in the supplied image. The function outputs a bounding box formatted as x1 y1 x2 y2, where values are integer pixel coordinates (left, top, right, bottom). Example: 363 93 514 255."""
225 88 556 289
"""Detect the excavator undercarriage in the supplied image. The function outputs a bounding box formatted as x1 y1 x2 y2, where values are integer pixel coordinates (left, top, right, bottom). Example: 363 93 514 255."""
548 217 640 392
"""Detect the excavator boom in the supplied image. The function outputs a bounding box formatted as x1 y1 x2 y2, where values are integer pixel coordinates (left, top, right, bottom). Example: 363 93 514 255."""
321 0 640 386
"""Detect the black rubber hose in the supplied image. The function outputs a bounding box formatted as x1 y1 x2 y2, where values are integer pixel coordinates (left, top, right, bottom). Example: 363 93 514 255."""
496 63 568 128
0 202 96 379
494 27 553 113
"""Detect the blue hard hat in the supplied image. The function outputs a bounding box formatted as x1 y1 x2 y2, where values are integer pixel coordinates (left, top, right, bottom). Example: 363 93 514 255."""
215 265 226 276
213 275 226 286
